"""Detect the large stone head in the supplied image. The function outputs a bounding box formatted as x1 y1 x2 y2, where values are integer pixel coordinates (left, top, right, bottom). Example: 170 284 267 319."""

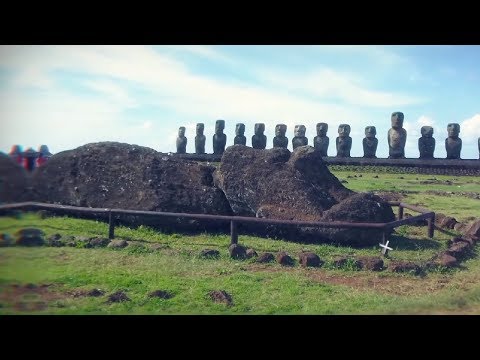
215 120 225 135
365 126 376 138
447 123 460 137
254 123 265 135
275 124 287 137
316 123 328 136
38 144 52 156
338 124 351 137
178 126 186 137
391 112 405 129
235 123 245 136
196 123 204 135
9 144 23 155
421 126 434 138
294 125 306 137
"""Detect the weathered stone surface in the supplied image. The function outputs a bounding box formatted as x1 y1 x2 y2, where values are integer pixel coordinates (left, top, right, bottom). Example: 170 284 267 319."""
30 142 232 231
257 252 275 263
149 290 174 299
298 252 323 267
388 260 422 275
357 256 384 271
209 290 233 306
276 251 294 266
228 244 247 260
464 219 480 241
107 239 128 249
15 228 45 246
431 253 458 268
445 241 471 260
89 237 110 248
0 153 30 203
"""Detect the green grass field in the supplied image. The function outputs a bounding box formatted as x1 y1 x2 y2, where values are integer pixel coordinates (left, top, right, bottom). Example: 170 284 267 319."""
1 170 479 314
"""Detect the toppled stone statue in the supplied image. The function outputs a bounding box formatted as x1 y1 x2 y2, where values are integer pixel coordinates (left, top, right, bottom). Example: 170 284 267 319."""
336 124 352 158
36 145 53 167
273 124 288 149
234 123 246 146
314 122 329 156
195 123 206 154
445 123 462 159
292 125 308 149
251 123 267 149
176 126 187 154
388 112 407 159
418 126 435 159
213 120 227 155
362 126 378 158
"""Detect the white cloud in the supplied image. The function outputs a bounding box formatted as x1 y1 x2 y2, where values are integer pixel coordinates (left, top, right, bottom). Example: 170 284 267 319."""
460 114 480 141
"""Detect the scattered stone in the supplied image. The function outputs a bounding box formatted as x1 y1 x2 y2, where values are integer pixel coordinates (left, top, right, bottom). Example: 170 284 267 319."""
357 256 384 271
464 219 480 241
445 241 472 260
66 241 76 247
149 290 174 299
200 249 220 259
246 249 258 258
388 260 422 275
257 252 275 263
276 252 294 266
373 175 379 178
431 253 458 268
298 252 323 267
228 244 247 260
454 222 468 234
87 289 105 297
106 290 130 303
209 290 233 306
150 244 171 251
332 256 361 269
75 236 91 248
0 233 13 247
15 228 45 246
447 236 474 247
48 234 62 241
107 239 128 249
89 237 110 248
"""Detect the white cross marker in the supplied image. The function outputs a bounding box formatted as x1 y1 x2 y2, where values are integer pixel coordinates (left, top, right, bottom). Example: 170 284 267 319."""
379 240 393 255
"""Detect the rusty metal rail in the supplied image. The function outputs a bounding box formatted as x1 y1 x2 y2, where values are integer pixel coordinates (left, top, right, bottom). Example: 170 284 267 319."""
0 201 435 244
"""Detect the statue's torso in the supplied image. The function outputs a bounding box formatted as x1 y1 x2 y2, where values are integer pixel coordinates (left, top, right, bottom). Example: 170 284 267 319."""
273 136 288 148
292 136 308 149
336 136 352 157
314 136 329 156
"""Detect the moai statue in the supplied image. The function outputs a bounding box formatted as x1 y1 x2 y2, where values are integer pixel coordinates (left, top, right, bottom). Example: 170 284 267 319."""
313 122 329 156
418 126 435 159
176 126 187 154
273 124 288 148
251 123 267 149
213 119 227 155
363 126 378 158
388 112 407 159
292 125 308 150
36 144 53 167
336 124 352 158
445 123 462 159
234 123 246 145
22 147 38 172
8 144 23 166
195 123 206 154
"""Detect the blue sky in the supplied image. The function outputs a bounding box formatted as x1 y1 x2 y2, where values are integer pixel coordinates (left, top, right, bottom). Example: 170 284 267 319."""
1 45 479 159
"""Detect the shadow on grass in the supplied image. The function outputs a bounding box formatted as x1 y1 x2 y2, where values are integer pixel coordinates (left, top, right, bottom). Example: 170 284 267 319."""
388 234 441 251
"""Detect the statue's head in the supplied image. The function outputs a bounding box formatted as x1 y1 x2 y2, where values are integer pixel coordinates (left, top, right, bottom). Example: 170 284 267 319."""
235 123 245 136
447 123 460 137
9 144 23 155
254 123 265 135
338 124 351 137
196 123 204 135
38 144 52 156
421 126 434 138
294 125 306 137
178 126 186 137
391 112 405 129
215 120 225 135
365 126 376 138
275 124 287 137
316 122 328 136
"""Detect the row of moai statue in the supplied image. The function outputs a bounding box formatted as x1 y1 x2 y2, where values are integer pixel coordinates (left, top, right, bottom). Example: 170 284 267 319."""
176 114 480 159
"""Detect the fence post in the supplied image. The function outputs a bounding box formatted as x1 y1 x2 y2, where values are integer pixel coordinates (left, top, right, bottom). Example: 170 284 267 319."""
398 205 404 220
108 211 115 239
427 214 434 238
230 220 238 245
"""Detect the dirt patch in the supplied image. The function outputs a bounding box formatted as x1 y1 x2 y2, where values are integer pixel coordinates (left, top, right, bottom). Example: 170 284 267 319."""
209 290 233 306
0 283 62 312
